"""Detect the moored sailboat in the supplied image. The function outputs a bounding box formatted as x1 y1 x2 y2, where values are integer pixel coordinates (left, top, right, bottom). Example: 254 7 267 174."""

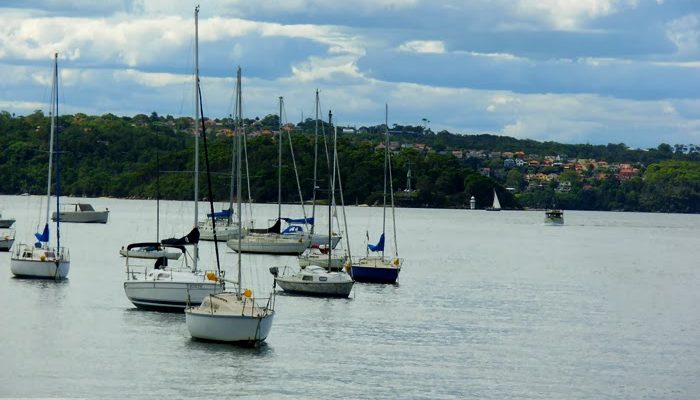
10 53 70 279
186 65 275 345
122 7 223 310
350 105 402 284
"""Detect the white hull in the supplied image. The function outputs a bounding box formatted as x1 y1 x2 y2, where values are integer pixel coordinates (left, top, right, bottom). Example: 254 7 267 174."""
52 210 109 223
199 224 244 241
119 248 182 260
186 293 274 344
288 233 341 249
275 266 354 297
298 253 346 271
227 234 310 255
11 244 70 279
124 270 224 311
545 218 564 225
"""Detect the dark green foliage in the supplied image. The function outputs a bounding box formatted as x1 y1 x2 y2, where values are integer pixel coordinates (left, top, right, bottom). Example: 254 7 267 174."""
1 111 699 212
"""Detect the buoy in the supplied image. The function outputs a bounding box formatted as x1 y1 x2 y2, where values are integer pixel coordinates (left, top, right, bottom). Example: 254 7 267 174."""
243 288 252 298
206 272 218 281
40 255 46 261
392 258 400 266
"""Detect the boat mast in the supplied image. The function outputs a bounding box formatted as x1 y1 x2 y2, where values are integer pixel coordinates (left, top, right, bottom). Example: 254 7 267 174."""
277 96 283 222
236 67 243 297
46 53 57 247
381 104 388 260
327 110 333 269
310 90 319 236
193 5 200 272
53 52 62 252
228 111 236 227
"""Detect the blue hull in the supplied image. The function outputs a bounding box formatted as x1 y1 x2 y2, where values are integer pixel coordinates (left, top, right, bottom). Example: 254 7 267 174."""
350 265 400 284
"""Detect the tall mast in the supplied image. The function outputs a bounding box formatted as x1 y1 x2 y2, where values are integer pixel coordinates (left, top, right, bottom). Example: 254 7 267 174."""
46 53 57 233
277 96 283 222
327 110 333 269
310 90 319 236
54 53 62 252
156 132 160 241
193 5 200 271
236 67 243 297
228 111 236 226
381 104 388 260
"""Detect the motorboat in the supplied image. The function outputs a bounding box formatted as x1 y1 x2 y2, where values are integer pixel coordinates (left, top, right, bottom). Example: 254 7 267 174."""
545 208 564 225
52 203 109 223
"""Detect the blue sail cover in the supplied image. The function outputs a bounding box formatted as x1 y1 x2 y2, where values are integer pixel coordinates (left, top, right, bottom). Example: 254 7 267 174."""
283 217 314 225
368 233 385 252
34 223 49 245
207 209 232 218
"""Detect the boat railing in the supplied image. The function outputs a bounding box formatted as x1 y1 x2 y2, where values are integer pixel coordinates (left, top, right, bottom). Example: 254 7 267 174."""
12 243 70 262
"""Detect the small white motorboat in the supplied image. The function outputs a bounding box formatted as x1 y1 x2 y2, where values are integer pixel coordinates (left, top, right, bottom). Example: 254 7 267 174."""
52 203 109 223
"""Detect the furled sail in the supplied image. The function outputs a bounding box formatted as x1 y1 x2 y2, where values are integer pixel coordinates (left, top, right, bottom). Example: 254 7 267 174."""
161 227 200 245
368 233 385 252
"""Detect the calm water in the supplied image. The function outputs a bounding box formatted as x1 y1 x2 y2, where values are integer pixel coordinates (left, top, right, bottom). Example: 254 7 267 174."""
1 195 699 399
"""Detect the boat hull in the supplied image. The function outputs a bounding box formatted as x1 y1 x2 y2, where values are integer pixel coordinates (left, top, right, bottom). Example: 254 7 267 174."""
298 255 346 271
0 238 14 252
0 219 15 228
350 256 402 284
544 217 564 225
11 258 70 279
226 235 310 255
119 248 182 260
123 280 224 311
199 225 244 241
276 276 355 297
351 265 400 284
52 211 109 223
186 310 274 344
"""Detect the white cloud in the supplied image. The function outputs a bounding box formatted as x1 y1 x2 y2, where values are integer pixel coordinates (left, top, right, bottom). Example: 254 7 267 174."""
397 40 446 54
666 14 700 57
513 0 639 30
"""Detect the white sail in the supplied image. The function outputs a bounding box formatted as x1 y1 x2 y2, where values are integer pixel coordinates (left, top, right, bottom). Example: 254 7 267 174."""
492 189 501 210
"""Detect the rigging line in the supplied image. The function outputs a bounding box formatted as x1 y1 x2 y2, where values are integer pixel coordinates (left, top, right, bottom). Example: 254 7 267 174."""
285 121 309 228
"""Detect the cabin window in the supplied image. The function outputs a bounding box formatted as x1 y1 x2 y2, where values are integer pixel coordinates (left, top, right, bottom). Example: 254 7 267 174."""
302 275 313 281
319 276 328 281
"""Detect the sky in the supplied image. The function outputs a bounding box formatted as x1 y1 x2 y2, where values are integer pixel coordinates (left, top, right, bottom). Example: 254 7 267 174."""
1 0 699 149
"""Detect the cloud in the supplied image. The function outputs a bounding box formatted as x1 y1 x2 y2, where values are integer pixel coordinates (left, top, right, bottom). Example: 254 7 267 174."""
397 40 446 54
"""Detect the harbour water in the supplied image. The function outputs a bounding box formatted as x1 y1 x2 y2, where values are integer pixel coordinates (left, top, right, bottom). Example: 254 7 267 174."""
1 195 699 399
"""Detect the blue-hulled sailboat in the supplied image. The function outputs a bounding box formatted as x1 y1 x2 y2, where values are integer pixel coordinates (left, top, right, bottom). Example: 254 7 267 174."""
350 105 402 284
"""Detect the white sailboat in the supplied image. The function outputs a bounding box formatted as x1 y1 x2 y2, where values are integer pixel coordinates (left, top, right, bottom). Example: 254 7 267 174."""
298 90 346 271
273 109 354 297
10 53 70 279
123 7 224 310
226 96 311 255
186 65 275 345
486 188 502 211
350 105 402 284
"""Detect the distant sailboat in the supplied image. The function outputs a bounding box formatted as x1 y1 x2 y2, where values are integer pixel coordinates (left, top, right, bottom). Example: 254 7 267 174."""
486 189 502 211
10 53 70 279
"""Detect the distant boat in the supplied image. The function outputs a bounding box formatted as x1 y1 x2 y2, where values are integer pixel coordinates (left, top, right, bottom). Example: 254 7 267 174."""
0 213 15 228
545 208 564 225
52 203 109 223
11 53 70 279
486 189 501 211
0 229 15 252
119 242 182 260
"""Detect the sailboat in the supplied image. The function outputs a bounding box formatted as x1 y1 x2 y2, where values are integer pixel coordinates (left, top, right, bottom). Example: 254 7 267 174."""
272 109 354 298
486 189 502 211
226 96 311 255
198 128 245 241
10 53 70 279
350 105 402 284
298 90 346 271
122 6 224 310
186 66 275 345
120 126 181 260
